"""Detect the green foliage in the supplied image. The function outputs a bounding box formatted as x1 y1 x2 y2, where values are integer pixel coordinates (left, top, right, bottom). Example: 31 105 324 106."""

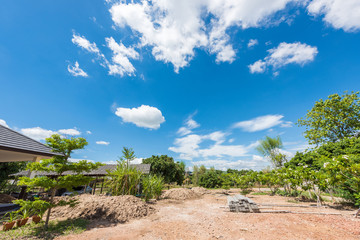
256 136 287 168
2 211 19 223
120 147 136 165
142 174 164 201
0 162 27 192
17 134 102 227
13 198 52 219
106 159 164 201
0 218 89 240
142 155 185 185
106 160 143 196
297 91 360 145
198 170 223 188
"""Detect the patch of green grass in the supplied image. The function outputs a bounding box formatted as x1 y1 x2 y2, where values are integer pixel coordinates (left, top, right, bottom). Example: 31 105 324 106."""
1 218 89 240
251 191 270 195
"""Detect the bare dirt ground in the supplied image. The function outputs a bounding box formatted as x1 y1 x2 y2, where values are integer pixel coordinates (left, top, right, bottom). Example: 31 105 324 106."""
57 189 360 240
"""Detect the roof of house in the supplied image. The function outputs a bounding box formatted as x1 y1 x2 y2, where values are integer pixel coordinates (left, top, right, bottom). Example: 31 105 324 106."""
10 164 151 177
0 125 62 157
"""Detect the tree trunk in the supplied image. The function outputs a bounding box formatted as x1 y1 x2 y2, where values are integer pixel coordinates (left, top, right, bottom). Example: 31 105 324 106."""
45 188 56 229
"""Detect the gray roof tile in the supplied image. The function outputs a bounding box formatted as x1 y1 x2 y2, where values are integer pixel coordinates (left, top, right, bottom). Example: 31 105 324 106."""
0 125 61 157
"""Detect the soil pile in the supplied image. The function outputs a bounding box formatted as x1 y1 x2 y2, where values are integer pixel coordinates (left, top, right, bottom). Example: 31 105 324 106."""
161 188 201 200
51 194 155 223
191 187 209 195
0 194 16 203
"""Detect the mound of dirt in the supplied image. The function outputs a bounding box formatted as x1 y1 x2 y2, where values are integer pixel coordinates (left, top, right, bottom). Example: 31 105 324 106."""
51 194 155 223
0 194 16 203
191 187 209 195
161 188 201 200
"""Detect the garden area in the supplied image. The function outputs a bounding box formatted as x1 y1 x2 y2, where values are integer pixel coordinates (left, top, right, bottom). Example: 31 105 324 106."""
1 92 360 239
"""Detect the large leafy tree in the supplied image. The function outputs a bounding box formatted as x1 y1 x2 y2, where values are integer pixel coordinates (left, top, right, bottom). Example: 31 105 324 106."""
19 134 102 228
297 92 360 145
142 155 185 185
256 136 287 168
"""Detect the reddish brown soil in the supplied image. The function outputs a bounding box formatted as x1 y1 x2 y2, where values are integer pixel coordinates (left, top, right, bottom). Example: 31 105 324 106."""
57 190 360 240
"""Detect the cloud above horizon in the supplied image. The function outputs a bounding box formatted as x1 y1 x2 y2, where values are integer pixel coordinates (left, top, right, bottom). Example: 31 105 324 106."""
20 127 81 141
307 0 360 32
67 61 88 77
115 105 165 129
249 42 318 74
233 114 292 132
109 0 302 72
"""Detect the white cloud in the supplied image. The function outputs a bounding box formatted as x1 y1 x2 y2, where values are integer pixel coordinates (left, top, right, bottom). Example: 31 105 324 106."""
0 119 9 128
247 39 259 48
169 131 257 160
69 158 95 163
249 42 318 74
86 131 92 134
307 0 360 32
106 37 139 76
96 141 110 145
71 31 139 77
72 33 100 54
177 116 200 136
20 127 81 141
169 134 202 160
192 159 260 170
67 61 88 77
233 114 293 132
20 127 57 141
115 105 165 129
104 157 143 165
58 128 81 136
109 0 300 72
249 60 267 73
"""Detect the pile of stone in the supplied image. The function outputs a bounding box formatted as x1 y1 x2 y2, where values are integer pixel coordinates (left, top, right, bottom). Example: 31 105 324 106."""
227 194 260 213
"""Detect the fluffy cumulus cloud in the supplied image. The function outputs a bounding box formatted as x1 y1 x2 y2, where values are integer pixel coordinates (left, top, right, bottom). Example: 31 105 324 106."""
96 141 110 145
109 0 300 72
115 105 165 129
71 32 139 77
307 0 360 32
20 127 81 141
67 61 88 77
249 42 318 74
233 114 292 132
0 119 9 128
20 127 57 141
106 37 139 76
58 128 81 136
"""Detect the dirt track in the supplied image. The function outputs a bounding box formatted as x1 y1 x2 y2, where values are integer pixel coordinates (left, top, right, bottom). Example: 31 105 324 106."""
57 190 360 240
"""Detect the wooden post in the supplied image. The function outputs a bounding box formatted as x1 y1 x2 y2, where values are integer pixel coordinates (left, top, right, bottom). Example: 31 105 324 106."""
92 177 98 195
100 178 104 194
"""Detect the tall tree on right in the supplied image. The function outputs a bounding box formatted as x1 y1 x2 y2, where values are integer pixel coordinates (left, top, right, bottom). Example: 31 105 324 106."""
297 91 360 145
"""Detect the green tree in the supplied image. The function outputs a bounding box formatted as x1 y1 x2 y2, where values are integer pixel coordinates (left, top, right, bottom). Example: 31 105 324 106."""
18 134 102 228
0 162 27 192
120 147 136 166
297 92 360 145
199 170 222 188
142 155 185 185
256 136 287 168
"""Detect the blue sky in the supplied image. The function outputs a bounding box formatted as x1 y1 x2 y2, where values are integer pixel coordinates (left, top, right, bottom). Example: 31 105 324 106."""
1 0 360 170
